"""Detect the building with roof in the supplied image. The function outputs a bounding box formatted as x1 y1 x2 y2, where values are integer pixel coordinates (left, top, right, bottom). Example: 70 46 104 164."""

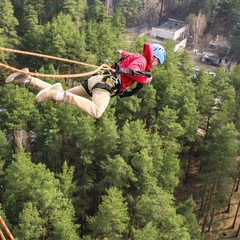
150 18 189 51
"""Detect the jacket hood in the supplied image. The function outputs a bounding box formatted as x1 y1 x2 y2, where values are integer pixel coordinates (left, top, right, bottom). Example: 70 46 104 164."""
142 43 154 72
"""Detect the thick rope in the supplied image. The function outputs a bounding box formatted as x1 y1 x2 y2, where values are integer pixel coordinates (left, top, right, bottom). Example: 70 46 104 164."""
0 230 6 240
0 47 114 78
0 217 14 240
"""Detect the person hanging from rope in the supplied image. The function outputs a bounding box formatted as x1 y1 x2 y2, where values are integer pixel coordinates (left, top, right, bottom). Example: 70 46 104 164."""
5 43 166 118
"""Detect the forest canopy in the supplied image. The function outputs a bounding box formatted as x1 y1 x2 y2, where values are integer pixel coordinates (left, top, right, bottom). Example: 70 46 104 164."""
0 0 239 239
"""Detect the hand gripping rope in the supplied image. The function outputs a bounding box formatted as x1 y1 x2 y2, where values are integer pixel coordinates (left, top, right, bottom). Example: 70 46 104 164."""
0 47 114 78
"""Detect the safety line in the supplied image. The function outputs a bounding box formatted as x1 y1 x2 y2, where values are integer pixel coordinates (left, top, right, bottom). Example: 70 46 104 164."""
0 217 15 240
0 47 114 78
0 230 6 240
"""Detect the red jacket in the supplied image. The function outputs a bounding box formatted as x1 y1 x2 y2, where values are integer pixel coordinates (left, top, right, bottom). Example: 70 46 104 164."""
118 43 154 91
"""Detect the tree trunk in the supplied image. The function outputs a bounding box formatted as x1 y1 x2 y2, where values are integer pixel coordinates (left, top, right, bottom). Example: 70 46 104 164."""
200 191 207 212
159 0 164 25
105 0 114 15
236 224 240 238
232 200 240 228
184 145 193 184
202 188 212 212
199 181 216 227
207 208 215 232
170 0 175 15
235 169 240 192
226 181 237 212
204 114 211 140
198 189 208 221
235 178 239 192
201 214 208 233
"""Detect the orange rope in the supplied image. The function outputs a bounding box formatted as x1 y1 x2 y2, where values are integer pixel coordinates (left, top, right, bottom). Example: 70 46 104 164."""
0 47 114 78
0 217 14 240
0 230 6 240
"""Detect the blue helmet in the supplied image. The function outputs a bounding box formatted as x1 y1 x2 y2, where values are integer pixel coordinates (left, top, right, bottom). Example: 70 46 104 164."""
152 43 166 64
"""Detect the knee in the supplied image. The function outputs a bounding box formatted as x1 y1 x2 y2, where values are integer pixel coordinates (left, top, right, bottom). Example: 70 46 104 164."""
92 110 104 119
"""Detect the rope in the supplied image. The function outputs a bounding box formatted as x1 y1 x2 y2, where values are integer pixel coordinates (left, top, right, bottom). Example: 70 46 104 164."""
0 47 114 78
0 230 6 240
0 217 15 240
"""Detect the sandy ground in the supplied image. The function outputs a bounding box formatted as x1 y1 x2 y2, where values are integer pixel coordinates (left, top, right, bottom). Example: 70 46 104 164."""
187 50 219 72
175 156 240 240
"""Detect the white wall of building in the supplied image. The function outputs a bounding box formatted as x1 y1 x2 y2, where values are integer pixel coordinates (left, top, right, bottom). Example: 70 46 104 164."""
150 19 189 50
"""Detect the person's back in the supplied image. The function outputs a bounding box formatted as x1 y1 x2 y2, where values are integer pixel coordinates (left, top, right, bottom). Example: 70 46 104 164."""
117 43 153 91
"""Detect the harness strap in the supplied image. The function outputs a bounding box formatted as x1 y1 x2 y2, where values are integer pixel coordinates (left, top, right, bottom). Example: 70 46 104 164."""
81 72 121 97
114 62 152 78
81 55 151 98
119 83 143 98
81 80 91 96
92 82 112 94
118 67 152 77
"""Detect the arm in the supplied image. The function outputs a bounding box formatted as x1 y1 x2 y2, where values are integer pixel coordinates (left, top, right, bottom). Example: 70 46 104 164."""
116 50 131 57
118 57 151 84
119 83 144 98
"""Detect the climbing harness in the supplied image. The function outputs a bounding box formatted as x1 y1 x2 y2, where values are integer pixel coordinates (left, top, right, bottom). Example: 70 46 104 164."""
81 70 121 97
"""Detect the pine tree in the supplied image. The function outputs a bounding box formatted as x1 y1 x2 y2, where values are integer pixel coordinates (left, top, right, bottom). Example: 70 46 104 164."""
132 222 159 240
99 155 137 189
177 197 203 240
230 22 240 62
115 95 142 128
3 150 80 238
118 120 151 161
42 13 86 67
130 149 157 194
57 161 78 199
87 187 129 239
0 85 40 132
228 65 240 131
156 107 183 192
0 0 19 47
116 0 144 27
62 0 87 28
13 202 45 240
51 201 80 240
135 186 191 240
34 103 64 172
18 4 38 36
137 84 157 129
20 13 86 72
198 123 238 232
0 0 19 77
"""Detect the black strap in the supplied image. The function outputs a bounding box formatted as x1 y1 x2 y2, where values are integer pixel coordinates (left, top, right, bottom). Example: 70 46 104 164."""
119 83 143 98
92 82 112 94
115 63 152 78
112 61 151 98
81 80 91 96
118 67 152 78
81 75 121 97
